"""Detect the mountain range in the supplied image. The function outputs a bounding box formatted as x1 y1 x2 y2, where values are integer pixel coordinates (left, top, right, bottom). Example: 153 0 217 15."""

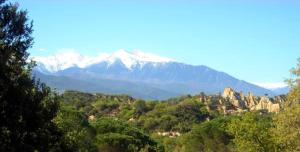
32 50 288 100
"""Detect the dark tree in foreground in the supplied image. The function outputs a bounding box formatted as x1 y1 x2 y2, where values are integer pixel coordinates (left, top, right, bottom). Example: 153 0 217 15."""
0 1 63 151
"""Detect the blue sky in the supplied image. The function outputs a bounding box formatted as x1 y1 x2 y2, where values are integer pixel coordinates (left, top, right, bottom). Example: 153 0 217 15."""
14 0 300 85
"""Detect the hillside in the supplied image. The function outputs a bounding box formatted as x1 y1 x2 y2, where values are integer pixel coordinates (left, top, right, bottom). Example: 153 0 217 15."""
60 88 285 124
58 88 286 151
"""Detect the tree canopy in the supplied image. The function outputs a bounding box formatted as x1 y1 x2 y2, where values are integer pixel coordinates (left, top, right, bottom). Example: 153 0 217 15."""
0 1 63 151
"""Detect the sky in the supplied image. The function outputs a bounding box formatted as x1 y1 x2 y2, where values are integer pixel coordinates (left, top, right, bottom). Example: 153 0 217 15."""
13 0 300 87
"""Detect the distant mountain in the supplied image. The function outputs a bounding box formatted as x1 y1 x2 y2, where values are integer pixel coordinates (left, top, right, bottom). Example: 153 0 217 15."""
33 71 178 100
253 83 289 95
270 87 289 95
32 50 276 100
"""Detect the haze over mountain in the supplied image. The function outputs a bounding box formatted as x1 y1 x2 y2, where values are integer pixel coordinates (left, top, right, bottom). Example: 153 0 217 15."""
33 50 283 100
254 82 289 95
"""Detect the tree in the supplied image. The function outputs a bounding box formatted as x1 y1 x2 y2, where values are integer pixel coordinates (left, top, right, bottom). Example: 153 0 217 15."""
272 105 300 151
0 1 63 151
227 112 275 152
180 117 232 152
285 58 300 106
54 106 97 151
134 100 149 116
91 117 163 152
272 58 300 151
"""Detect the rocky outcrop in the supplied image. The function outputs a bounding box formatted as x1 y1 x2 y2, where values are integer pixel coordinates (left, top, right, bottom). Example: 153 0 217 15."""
221 88 281 113
88 115 95 121
254 97 280 113
245 92 257 110
222 88 246 109
157 131 181 138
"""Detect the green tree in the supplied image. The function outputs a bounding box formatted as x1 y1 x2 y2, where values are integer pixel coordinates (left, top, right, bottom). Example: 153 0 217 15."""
272 58 300 151
227 112 275 152
171 99 208 132
285 58 300 106
0 1 63 151
91 117 163 152
54 106 97 151
180 117 232 152
134 100 149 116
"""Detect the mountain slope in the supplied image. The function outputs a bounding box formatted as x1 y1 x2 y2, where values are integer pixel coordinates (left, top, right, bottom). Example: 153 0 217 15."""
33 71 180 100
271 87 289 95
33 50 275 100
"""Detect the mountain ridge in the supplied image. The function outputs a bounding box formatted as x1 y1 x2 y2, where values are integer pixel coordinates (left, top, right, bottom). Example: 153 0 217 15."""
33 50 282 100
33 49 174 72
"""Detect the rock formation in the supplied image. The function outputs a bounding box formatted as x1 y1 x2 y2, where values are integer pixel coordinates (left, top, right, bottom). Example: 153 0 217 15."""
222 88 246 109
254 97 280 113
221 87 282 113
245 92 257 110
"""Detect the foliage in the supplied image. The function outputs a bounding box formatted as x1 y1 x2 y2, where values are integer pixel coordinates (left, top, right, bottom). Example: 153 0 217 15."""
272 105 300 151
56 81 300 152
138 97 209 133
284 58 300 107
227 112 275 152
180 117 232 152
91 117 163 152
134 100 150 116
0 1 64 151
272 58 300 151
54 106 97 151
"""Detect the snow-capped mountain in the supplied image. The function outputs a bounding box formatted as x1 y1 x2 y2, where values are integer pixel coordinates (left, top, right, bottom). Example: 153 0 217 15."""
253 82 287 90
254 82 289 95
33 49 174 73
32 50 278 100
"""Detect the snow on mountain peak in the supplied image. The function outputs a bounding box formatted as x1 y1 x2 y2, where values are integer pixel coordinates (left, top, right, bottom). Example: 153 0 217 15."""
32 49 108 72
253 82 288 90
132 51 174 62
106 49 174 69
32 49 174 72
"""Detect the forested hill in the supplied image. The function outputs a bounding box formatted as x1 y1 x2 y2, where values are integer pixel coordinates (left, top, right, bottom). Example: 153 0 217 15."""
61 88 286 119
56 88 287 151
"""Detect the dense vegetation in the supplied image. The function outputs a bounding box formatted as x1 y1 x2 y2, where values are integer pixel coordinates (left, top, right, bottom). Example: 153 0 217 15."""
0 1 65 151
56 83 299 152
0 0 299 151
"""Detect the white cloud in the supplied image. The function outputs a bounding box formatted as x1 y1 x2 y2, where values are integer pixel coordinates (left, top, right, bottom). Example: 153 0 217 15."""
253 82 288 90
